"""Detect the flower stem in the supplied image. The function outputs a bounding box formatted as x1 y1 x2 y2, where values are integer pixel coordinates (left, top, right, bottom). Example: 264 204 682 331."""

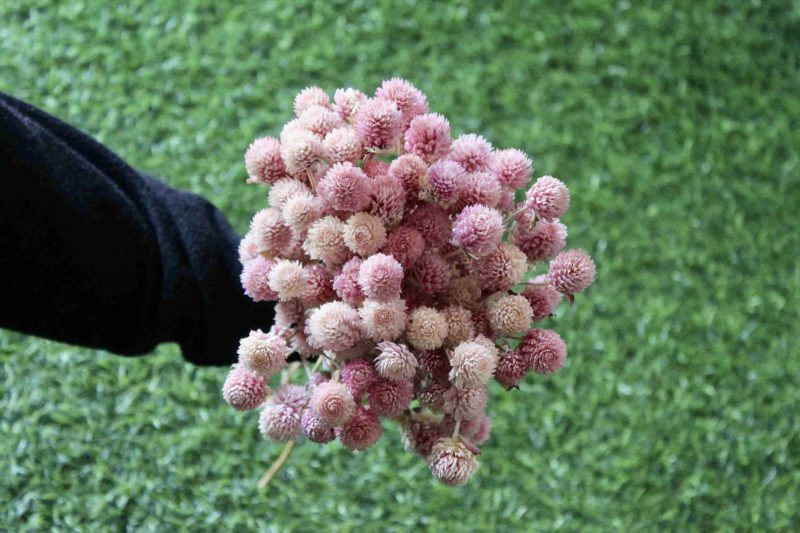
452 416 462 438
257 440 296 490
503 205 528 225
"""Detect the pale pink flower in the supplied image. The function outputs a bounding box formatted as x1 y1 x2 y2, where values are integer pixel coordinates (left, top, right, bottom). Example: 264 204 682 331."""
240 257 278 302
512 214 568 262
406 203 451 248
281 191 322 233
306 301 363 352
359 299 407 341
411 252 451 294
498 190 516 211
249 208 292 256
451 204 503 256
455 171 502 210
244 137 286 184
495 349 528 389
303 216 351 266
267 259 309 301
446 277 483 309
367 377 413 417
354 97 403 149
333 87 367 121
519 328 567 374
449 134 493 172
467 413 492 445
259 403 301 442
547 249 596 294
525 176 570 220
404 113 451 163
310 381 356 426
487 294 533 336
382 226 425 268
472 243 528 291
274 299 304 328
427 160 464 204
238 233 260 266
443 305 475 346
491 148 533 189
222 365 268 411
341 358 375 400
429 437 479 486
323 126 363 163
358 253 404 302
367 174 406 227
317 162 371 213
388 154 427 201
443 386 488 421
273 384 311 412
448 340 497 389
302 263 336 306
294 86 330 116
298 104 343 138
268 178 312 210
280 129 323 175
333 257 365 306
343 212 387 256
336 406 382 451
521 283 563 321
361 159 390 178
374 341 417 380
376 78 429 129
406 306 448 351
301 408 335 444
237 329 289 377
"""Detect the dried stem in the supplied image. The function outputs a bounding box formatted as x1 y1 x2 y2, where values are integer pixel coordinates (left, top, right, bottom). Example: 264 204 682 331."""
452 416 462 438
257 440 296 490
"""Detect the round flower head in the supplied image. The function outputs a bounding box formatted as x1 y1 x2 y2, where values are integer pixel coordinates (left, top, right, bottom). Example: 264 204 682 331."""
267 259 309 301
358 253 404 302
274 299 305 328
470 308 492 337
241 257 278 302
525 176 570 220
487 294 533 336
522 283 563 321
452 205 503 257
354 97 403 149
427 159 464 204
222 365 268 411
301 408 335 444
273 383 311 412
359 298 407 341
411 252 451 294
495 349 528 389
361 159 390 179
404 113 452 163
341 358 375 400
294 86 330 116
418 379 449 410
547 249 596 295
472 334 500 359
473 242 528 291
323 126 363 163
429 437 480 486
333 256 365 306
492 148 533 189
446 276 483 308
407 203 452 248
406 306 448 351
268 178 312 210
443 386 488 421
298 104 343 138
467 413 492 445
317 162 371 213
249 208 292 256
367 174 406 227
401 413 442 458
237 329 289 377
367 377 413 417
374 341 417 380
259 403 301 442
417 349 452 382
499 190 516 211
383 226 425 268
449 134 493 172
512 214 568 262
310 381 356 426
303 216 351 266
388 154 427 201
333 87 367 121
281 191 322 233
343 212 387 256
291 329 313 357
280 129 323 175
244 137 286 185
238 233 260 266
443 305 474 346
520 328 568 374
376 77 429 129
455 171 502 211
306 301 363 352
336 406 382 451
448 340 497 389
302 263 336 306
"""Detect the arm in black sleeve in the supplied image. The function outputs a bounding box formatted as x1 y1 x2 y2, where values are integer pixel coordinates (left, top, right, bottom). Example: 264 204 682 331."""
0 91 274 366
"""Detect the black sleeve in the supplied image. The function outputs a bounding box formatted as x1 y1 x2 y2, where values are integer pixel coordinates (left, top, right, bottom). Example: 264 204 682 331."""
0 92 274 366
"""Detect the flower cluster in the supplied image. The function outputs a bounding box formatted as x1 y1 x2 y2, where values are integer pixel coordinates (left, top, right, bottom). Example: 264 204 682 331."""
227 79 596 486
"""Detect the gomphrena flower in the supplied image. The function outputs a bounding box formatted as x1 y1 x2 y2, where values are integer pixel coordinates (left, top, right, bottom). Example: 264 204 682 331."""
401 413 442 458
268 178 312 210
359 299 407 341
301 408 335 444
362 159 390 178
374 341 417 380
358 253 404 302
383 226 425 268
491 148 532 189
376 77 429 129
337 406 382 451
418 379 449 410
333 87 367 121
455 171 502 211
298 104 343 138
222 365 268 411
240 257 278 302
522 282 563 321
404 113 452 163
525 176 570 221
274 299 304 328
238 234 260 266
443 305 475 346
406 203 452 248
367 377 414 417
388 154 428 201
406 306 449 351
333 256 365 305
267 259 309 301
452 204 504 256
343 212 387 257
443 386 489 421
473 242 528 291
449 340 497 389
487 294 533 337
317 162 371 213
417 349 452 381
512 214 568 263
310 381 356 426
354 97 403 149
446 276 483 308
250 208 292 256
429 437 480 486
341 358 375 400
303 216 351 266
294 86 330 116
244 137 286 185
259 402 301 443
306 301 363 352
495 349 528 389
426 159 464 204
281 191 322 233
323 126 363 164
274 384 311 412
237 329 289 377
411 252 451 294
519 328 568 374
547 249 596 295
302 263 336 306
448 134 493 172
280 129 323 175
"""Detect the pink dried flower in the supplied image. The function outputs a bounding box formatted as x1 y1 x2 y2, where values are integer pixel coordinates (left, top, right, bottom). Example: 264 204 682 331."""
367 174 407 227
525 176 570 220
306 301 363 352
495 349 529 389
280 191 321 233
427 160 464 204
417 349 451 381
376 78 429 129
470 308 492 337
333 256 365 306
354 97 403 149
294 86 330 116
388 154 427 201
267 259 309 301
291 329 313 357
343 212 387 256
492 148 533 189
404 113 452 163
245 137 287 185
467 413 492 445
274 299 304 328
337 406 382 451
317 162 371 213
499 190 516 211
406 203 451 248
411 252 451 294
512 214 568 262
298 104 343 138
302 263 336 306
367 377 413 417
241 257 278 302
401 413 442 458
374 341 417 380
418 379 449 410
238 233 260 266
451 204 503 257
448 340 497 389
259 403 301 442
361 159 390 178
449 134 493 172
359 299 407 341
406 306 448 351
222 365 268 411
455 171 502 210
443 386 488 421
473 243 528 291
341 358 375 400
382 226 425 268
237 329 289 377
323 126 363 164
301 408 335 444
358 253 404 302
303 216 351 266
310 381 356 426
547 249 596 295
522 283 563 321
268 178 312 210
443 305 475 346
273 383 311 412
487 294 533 336
446 276 483 308
280 129 323 175
333 87 367 121
249 208 292 256
519 328 567 374
429 437 479 486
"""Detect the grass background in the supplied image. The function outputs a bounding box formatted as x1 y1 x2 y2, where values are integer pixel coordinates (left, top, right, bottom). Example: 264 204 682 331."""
2 0 799 530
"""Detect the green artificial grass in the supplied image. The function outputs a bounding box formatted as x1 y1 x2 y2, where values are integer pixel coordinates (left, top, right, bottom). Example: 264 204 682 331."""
2 0 799 530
